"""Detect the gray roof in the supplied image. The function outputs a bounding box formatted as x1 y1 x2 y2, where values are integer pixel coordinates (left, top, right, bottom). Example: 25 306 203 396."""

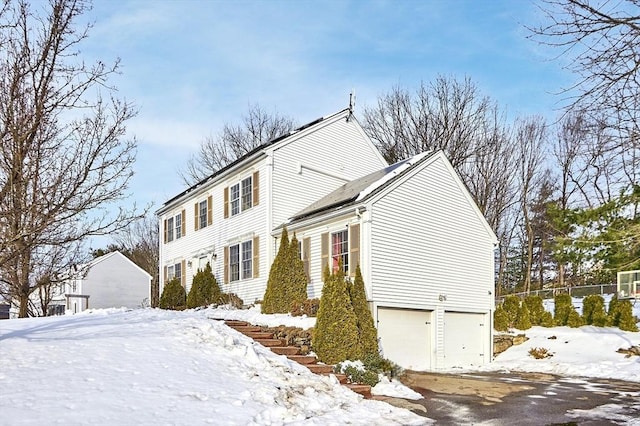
288 150 435 224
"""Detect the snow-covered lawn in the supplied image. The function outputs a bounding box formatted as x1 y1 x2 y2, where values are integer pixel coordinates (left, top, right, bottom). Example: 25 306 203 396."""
0 307 427 425
1 298 639 425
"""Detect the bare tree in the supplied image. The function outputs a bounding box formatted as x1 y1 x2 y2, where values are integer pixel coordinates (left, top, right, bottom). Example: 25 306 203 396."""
531 0 640 123
0 0 141 317
514 116 547 294
362 76 494 168
180 104 296 186
113 214 159 307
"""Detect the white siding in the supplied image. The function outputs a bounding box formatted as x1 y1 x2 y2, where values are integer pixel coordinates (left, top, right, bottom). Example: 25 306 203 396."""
82 253 151 309
369 154 495 312
271 114 386 227
160 159 269 304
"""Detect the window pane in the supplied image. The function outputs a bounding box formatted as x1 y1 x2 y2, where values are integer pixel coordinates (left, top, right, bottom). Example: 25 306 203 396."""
242 240 252 279
231 184 240 216
331 230 348 273
167 265 174 279
174 263 182 281
175 213 182 239
241 177 252 211
199 200 207 229
167 217 174 242
230 244 240 281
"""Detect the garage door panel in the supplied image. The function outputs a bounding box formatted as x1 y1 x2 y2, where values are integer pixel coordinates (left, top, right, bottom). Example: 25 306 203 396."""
444 312 485 368
377 308 432 371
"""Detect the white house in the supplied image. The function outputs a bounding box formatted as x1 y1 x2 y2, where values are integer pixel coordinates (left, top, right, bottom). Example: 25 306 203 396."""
158 108 497 370
49 251 152 314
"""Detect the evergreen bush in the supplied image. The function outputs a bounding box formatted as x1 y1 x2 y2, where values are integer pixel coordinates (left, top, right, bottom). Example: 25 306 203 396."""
607 294 620 326
348 265 379 358
515 303 532 330
186 263 221 308
540 311 555 327
524 295 546 325
313 263 360 364
613 299 639 332
554 294 573 326
159 278 186 310
567 309 585 328
262 228 290 314
288 233 309 310
502 295 520 328
582 295 607 327
493 304 509 331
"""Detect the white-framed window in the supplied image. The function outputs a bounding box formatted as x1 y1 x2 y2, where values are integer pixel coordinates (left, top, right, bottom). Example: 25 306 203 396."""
167 217 174 242
241 240 252 279
229 239 253 281
167 262 182 281
199 200 208 230
229 244 240 281
175 212 182 239
241 176 252 211
331 230 348 273
230 183 240 216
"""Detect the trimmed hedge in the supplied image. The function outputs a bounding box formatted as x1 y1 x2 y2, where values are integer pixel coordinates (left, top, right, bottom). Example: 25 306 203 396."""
159 278 186 310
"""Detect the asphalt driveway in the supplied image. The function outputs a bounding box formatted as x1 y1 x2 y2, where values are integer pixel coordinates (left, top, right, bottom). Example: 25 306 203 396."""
380 371 640 425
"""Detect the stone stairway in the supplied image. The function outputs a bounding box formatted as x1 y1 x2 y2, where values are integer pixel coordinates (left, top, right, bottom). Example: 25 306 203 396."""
221 319 372 399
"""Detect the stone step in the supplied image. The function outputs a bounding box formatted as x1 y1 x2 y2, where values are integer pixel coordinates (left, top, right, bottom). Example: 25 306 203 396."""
224 320 249 327
286 355 317 365
231 325 262 333
345 383 372 399
253 338 284 347
243 331 274 340
305 364 334 374
271 346 300 356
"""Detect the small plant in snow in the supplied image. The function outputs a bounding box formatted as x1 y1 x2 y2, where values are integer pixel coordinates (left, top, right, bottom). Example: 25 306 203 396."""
528 347 553 359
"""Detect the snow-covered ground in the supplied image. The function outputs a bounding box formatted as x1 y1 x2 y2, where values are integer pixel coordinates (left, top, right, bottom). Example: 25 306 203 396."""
1 298 638 425
0 307 428 425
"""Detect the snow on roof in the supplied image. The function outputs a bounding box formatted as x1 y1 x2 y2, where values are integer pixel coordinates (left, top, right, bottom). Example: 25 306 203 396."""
288 151 434 223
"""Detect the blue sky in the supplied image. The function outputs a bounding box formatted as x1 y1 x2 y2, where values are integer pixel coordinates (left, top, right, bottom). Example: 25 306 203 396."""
79 0 571 223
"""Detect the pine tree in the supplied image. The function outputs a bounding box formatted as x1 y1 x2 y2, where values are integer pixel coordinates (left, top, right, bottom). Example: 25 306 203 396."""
515 303 532 330
262 228 290 314
607 294 620 326
554 294 573 326
313 262 360 364
187 263 221 308
524 295 546 325
159 278 186 310
494 304 509 331
288 233 309 311
567 309 585 328
503 295 520 328
612 299 639 332
582 295 607 327
348 265 379 358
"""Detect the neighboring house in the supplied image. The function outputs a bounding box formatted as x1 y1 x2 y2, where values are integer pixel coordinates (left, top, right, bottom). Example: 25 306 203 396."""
158 108 498 370
49 251 152 314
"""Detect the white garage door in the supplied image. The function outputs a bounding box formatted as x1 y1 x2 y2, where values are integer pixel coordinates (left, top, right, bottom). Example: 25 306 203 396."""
444 312 485 368
377 308 432 371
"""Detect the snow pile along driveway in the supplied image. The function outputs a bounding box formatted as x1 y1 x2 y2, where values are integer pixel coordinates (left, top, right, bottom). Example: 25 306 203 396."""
0 308 429 425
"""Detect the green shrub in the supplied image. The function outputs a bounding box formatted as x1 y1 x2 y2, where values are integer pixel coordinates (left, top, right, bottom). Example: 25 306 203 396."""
313 263 360 364
515 303 532 330
287 233 309 310
582 295 607 327
186 263 222 308
336 363 380 387
613 299 639 332
554 294 573 326
335 353 401 387
348 265 379 358
261 228 308 314
503 295 520 328
608 294 620 326
159 278 186 310
567 309 585 328
262 228 290 314
524 295 546 325
494 304 509 331
361 352 401 379
540 311 555 327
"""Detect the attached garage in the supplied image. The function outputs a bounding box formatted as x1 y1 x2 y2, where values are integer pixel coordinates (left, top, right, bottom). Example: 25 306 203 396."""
377 307 433 371
443 311 487 368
